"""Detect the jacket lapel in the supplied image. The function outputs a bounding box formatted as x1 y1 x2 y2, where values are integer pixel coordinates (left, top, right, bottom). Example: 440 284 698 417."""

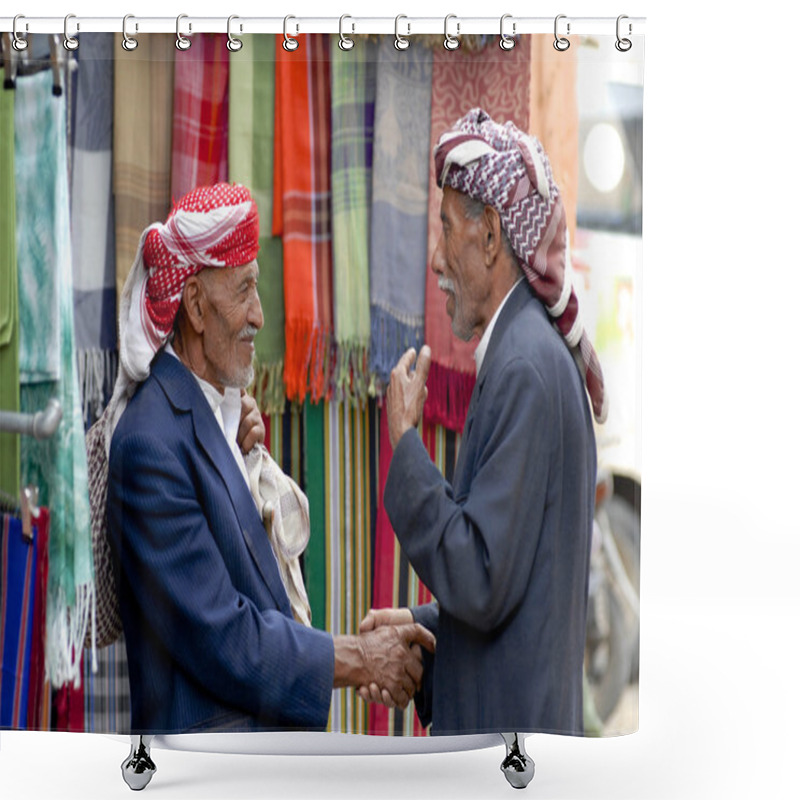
453 282 534 486
152 353 292 616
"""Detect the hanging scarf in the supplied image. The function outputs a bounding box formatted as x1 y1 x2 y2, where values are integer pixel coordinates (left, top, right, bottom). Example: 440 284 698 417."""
0 513 36 728
367 407 441 737
424 36 532 431
15 69 93 689
0 85 19 499
273 34 333 404
229 33 286 415
27 507 49 729
113 33 174 305
330 37 377 403
82 637 130 733
170 33 229 201
302 401 327 634
69 33 118 427
317 399 375 734
368 37 433 389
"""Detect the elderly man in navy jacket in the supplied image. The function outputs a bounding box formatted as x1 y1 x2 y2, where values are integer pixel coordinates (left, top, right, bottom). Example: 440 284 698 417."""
361 110 603 736
106 183 433 734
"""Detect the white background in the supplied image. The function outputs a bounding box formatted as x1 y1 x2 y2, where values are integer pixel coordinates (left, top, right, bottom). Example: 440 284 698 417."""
3 1 799 798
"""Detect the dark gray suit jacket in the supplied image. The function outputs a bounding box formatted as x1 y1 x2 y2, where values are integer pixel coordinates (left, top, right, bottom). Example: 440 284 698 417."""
385 281 596 735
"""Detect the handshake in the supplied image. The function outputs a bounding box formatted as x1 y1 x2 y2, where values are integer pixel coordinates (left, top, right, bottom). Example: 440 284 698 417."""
333 608 434 710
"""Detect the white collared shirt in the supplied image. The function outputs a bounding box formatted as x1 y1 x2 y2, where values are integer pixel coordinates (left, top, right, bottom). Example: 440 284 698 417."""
164 342 250 487
474 278 524 376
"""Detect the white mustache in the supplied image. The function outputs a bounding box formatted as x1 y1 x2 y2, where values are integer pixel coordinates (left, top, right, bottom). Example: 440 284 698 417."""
238 325 259 341
438 277 455 294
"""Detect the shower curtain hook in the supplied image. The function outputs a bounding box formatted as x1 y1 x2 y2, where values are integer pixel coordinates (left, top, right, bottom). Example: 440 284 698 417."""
339 15 354 50
615 15 632 52
121 14 138 51
12 15 29 51
553 14 570 51
63 14 79 51
283 15 299 51
499 14 516 50
175 14 192 51
444 14 460 51
394 15 410 50
227 15 243 52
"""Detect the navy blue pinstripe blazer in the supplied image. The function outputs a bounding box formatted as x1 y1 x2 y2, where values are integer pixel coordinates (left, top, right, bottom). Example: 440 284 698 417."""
385 281 596 736
107 351 334 734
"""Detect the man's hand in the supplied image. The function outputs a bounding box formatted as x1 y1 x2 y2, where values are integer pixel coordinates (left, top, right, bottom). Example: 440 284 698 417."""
333 623 435 710
238 391 265 453
386 346 432 450
359 607 414 633
358 608 418 706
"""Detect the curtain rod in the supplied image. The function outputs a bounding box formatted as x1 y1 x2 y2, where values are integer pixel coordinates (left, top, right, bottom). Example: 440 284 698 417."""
1 15 645 38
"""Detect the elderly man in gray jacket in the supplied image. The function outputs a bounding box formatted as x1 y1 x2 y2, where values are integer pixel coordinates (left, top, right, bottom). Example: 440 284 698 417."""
361 109 603 738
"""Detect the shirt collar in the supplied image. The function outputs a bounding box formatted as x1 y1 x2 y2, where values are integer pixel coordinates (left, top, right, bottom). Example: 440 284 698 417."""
164 341 242 437
474 277 524 375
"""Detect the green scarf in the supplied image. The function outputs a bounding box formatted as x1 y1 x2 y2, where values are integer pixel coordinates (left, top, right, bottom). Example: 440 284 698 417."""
16 70 93 689
330 39 377 403
0 87 19 499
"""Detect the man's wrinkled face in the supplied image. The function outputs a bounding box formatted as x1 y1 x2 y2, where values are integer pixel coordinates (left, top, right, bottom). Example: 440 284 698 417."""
198 260 263 391
430 187 492 342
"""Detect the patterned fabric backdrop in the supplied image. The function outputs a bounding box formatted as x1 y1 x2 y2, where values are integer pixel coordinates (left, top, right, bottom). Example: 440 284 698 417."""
3 33 582 736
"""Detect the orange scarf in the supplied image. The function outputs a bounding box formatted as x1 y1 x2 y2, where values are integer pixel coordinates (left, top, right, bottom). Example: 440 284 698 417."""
273 35 333 404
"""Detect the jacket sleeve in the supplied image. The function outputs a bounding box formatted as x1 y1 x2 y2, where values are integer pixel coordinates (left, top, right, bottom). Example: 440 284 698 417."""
385 356 554 634
410 602 438 728
108 428 334 729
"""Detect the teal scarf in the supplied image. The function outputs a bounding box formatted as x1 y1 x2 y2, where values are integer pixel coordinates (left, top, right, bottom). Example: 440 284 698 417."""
16 69 94 689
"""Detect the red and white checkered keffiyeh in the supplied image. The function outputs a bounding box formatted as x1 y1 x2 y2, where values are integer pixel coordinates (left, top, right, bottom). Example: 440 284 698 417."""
434 108 607 424
104 182 260 450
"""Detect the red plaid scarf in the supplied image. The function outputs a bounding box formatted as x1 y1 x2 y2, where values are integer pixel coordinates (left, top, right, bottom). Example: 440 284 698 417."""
170 34 230 202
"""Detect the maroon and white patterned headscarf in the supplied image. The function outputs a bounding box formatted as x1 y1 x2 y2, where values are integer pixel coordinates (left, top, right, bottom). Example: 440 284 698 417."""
434 108 607 424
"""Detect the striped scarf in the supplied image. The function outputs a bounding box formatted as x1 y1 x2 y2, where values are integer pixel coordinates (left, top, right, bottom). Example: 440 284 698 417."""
330 38 377 403
113 33 174 303
69 33 118 427
423 37 533 431
368 407 443 737
368 37 433 388
170 33 229 201
228 34 286 414
273 34 333 404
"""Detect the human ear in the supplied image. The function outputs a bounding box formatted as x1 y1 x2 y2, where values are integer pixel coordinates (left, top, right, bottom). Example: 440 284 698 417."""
181 276 206 335
482 205 503 265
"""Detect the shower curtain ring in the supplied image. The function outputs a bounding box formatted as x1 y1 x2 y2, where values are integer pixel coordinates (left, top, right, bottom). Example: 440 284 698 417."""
553 14 570 51
444 14 460 51
121 14 138 51
499 14 515 50
615 15 632 52
63 14 79 51
339 15 354 50
12 15 29 51
283 15 299 51
394 15 410 50
227 16 243 52
175 14 192 51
